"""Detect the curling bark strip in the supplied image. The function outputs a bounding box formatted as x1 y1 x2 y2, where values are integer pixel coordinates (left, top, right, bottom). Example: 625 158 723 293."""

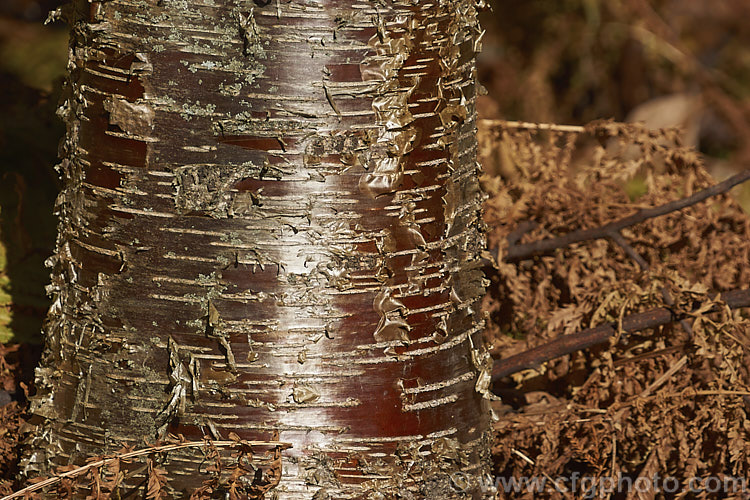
24 0 493 497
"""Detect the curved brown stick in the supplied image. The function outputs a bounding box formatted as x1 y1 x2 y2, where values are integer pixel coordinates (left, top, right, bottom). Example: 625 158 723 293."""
491 289 750 383
504 169 750 263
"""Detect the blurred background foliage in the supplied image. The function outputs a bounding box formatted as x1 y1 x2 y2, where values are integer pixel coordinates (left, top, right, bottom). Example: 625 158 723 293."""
478 0 750 206
1 0 749 342
0 0 66 343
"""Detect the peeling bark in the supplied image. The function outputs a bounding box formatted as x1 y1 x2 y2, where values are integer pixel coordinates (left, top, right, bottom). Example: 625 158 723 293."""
24 0 493 497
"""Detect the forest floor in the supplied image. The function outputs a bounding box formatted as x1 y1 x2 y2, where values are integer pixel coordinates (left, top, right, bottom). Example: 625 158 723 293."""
478 120 750 499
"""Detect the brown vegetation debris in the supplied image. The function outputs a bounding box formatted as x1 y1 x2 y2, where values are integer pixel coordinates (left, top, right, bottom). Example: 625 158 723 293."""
481 120 750 498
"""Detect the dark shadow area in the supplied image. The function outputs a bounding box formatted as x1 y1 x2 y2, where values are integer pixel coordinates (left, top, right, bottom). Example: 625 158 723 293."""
0 3 67 346
0 6 66 486
0 71 61 345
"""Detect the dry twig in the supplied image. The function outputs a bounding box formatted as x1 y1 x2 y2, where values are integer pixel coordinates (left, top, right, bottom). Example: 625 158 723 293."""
491 289 750 383
502 169 750 263
1 439 292 500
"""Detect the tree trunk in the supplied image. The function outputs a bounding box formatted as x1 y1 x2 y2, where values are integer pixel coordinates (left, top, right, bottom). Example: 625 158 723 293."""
23 0 493 497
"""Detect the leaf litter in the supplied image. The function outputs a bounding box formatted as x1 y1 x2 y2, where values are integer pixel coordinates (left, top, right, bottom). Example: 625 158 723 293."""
481 120 750 499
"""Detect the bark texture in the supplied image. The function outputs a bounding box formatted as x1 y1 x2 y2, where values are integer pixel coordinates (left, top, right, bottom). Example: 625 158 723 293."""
24 0 493 497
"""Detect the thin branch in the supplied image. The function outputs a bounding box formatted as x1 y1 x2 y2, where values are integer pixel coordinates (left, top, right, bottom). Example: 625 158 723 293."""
504 169 750 263
613 344 684 367
491 288 750 384
507 220 538 246
2 439 292 500
607 230 649 270
614 389 750 411
638 354 688 399
480 119 586 133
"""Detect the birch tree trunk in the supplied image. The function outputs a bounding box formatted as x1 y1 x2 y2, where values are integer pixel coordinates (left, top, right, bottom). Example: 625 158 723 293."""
23 0 493 497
